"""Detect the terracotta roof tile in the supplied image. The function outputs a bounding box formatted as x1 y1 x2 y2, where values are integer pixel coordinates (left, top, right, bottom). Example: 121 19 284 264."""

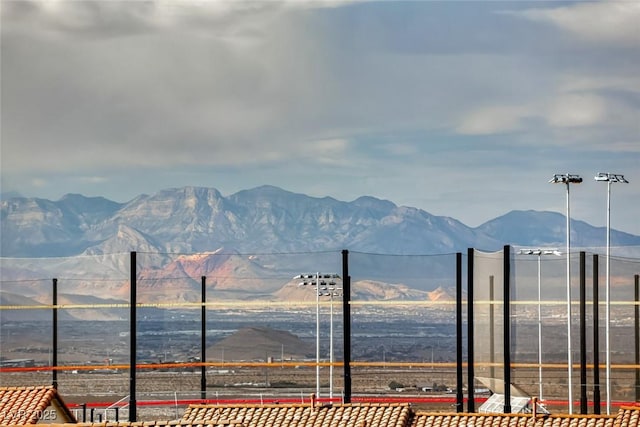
410 411 620 427
614 406 640 427
182 402 412 427
0 385 75 425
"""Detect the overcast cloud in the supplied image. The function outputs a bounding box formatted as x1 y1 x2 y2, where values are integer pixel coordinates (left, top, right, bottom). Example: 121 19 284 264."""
1 0 638 235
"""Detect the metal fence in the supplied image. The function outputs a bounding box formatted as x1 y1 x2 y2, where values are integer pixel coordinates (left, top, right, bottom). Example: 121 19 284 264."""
1 248 639 420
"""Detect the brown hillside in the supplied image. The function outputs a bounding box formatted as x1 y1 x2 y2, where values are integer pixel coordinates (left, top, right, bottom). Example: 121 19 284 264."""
207 327 314 362
427 286 454 302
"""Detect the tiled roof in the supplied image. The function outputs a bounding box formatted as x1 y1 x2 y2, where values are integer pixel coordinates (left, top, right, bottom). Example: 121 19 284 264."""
0 385 76 425
615 406 640 427
2 402 638 427
409 408 640 427
410 412 616 427
182 402 413 427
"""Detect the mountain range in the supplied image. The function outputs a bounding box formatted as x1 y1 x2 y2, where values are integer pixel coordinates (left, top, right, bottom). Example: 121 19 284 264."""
2 185 638 257
1 185 639 319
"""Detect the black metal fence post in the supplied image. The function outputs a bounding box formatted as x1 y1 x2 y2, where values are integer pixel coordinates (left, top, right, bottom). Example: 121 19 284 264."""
52 278 58 389
455 252 463 412
467 248 475 412
635 274 639 403
592 254 601 414
580 251 588 414
129 251 137 422
342 249 351 403
201 275 207 401
503 245 511 413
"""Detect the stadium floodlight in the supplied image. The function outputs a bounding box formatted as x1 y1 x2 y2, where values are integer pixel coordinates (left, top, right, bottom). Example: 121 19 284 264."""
549 174 583 184
519 248 561 401
594 173 629 415
549 173 582 414
296 273 340 399
595 173 628 184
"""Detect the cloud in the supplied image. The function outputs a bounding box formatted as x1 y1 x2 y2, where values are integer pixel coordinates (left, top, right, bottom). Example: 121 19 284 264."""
1 1 311 170
545 93 607 128
559 74 640 94
6 0 635 173
2 1 280 37
512 1 640 47
456 105 530 135
380 142 420 157
304 138 351 164
30 178 48 188
79 176 108 184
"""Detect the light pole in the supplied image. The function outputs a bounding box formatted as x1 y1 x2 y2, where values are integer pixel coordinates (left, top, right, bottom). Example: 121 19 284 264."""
549 173 582 414
519 248 561 401
595 172 629 415
429 346 434 371
319 283 342 400
296 273 340 399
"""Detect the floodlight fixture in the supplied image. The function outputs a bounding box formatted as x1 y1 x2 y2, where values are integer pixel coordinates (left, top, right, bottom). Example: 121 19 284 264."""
595 173 628 184
549 174 583 184
595 172 629 415
549 173 581 414
520 249 561 256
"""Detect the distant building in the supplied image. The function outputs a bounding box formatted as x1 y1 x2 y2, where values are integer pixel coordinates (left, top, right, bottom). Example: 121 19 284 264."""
0 359 35 368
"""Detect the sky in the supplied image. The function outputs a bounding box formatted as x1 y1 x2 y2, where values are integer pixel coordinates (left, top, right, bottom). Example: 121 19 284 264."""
1 0 639 235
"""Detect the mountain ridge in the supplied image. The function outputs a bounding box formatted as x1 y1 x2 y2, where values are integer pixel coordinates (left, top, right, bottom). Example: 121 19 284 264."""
2 185 638 258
